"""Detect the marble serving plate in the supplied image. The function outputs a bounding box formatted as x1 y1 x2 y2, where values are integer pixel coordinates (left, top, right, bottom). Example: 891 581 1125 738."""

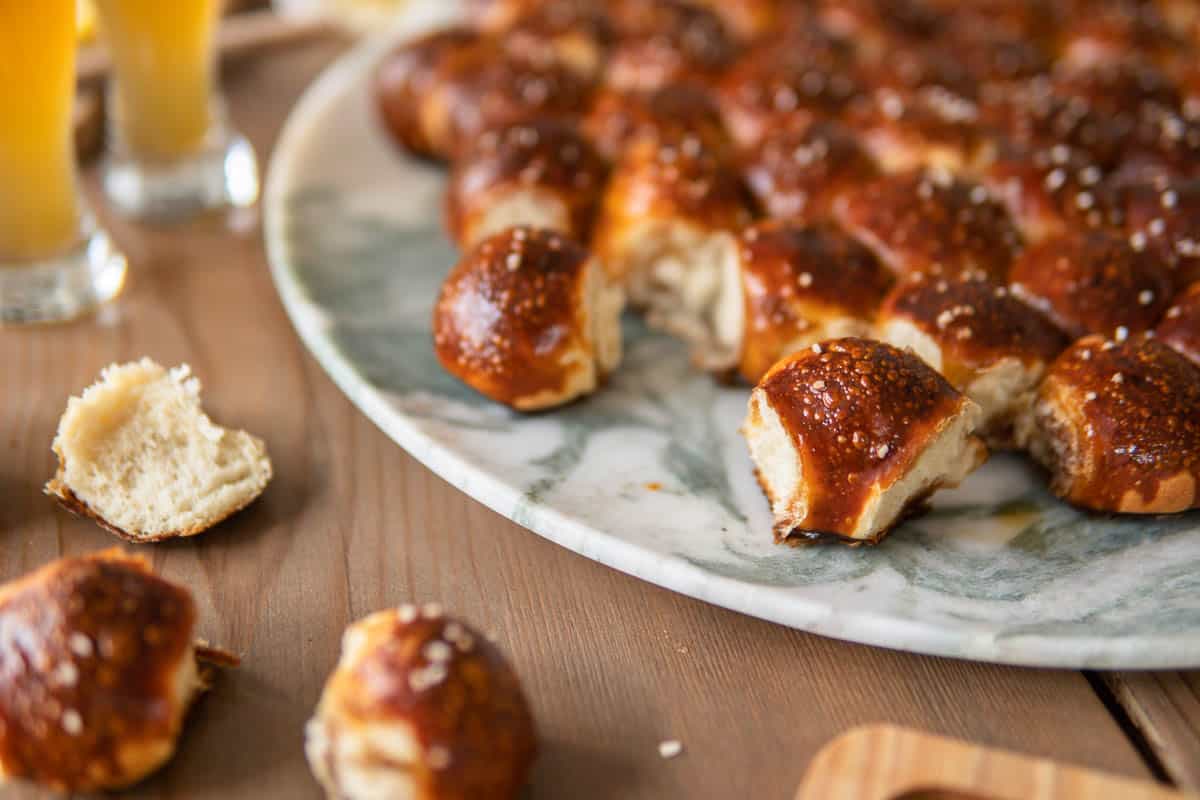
264 12 1200 669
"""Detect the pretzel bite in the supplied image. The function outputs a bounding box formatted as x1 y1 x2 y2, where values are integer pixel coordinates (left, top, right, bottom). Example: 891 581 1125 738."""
1118 176 1200 288
445 120 608 249
592 134 752 345
733 221 894 383
305 606 536 800
604 0 736 92
877 273 1069 446
1027 334 1200 513
1157 281 1200 365
581 84 729 162
982 143 1123 244
716 47 860 151
848 86 994 173
497 0 613 81
434 227 622 411
426 47 594 161
833 168 1023 281
373 27 482 160
741 120 881 222
0 550 230 793
743 338 986 544
978 80 1133 169
1010 230 1174 338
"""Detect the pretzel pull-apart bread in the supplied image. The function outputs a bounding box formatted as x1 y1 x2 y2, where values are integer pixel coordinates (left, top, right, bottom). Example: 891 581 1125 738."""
592 132 751 352
877 273 1069 447
445 118 608 249
743 338 986 545
1009 229 1174 339
306 606 536 800
434 226 622 410
0 550 234 793
45 358 272 543
1025 334 1200 514
732 220 893 383
833 167 1023 282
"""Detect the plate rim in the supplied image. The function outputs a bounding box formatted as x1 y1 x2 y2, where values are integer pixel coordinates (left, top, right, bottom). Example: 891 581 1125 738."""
263 28 1200 670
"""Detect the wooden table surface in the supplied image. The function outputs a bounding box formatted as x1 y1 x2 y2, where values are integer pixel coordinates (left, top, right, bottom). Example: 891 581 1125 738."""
3 34 1199 800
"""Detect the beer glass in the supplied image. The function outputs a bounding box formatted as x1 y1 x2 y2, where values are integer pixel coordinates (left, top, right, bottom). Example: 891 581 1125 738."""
95 0 259 220
0 0 127 323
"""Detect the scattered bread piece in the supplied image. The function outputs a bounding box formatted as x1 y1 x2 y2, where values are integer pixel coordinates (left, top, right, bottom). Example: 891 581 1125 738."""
1025 334 1200 513
743 338 986 545
45 358 273 542
0 550 235 793
306 606 536 800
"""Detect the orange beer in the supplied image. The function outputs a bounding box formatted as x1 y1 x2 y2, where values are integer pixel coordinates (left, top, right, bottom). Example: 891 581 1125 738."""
0 0 82 261
94 0 223 160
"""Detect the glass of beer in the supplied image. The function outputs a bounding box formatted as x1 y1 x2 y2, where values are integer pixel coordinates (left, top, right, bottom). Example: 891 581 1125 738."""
0 0 127 324
95 0 259 220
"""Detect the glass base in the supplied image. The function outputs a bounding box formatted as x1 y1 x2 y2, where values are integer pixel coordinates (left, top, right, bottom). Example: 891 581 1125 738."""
0 224 127 324
102 129 259 222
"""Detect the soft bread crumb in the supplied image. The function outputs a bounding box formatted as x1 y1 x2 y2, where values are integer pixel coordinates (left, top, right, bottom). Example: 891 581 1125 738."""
45 358 272 542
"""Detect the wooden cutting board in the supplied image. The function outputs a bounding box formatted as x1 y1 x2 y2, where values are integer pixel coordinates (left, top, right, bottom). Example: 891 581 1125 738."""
796 724 1193 800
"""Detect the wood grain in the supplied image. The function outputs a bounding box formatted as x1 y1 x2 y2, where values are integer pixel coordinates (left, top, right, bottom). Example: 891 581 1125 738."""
795 725 1191 800
1108 673 1200 792
0 35 1175 799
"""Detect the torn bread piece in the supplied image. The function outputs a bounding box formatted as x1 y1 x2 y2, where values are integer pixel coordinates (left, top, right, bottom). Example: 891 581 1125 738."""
743 338 986 545
45 358 272 542
0 550 237 793
306 606 536 800
876 273 1069 447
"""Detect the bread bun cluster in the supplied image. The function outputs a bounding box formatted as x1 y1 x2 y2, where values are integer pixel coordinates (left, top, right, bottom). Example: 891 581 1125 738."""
375 0 1200 541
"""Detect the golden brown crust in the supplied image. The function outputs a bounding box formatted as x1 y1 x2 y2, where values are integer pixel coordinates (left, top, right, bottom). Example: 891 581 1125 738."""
737 221 893 383
716 46 860 150
604 0 737 92
0 551 200 792
317 608 536 800
878 273 1069 383
1034 334 1200 513
690 0 781 41
372 27 482 160
982 142 1124 244
433 47 595 161
44 470 263 543
846 85 993 173
833 168 1023 281
1056 2 1186 69
740 120 880 222
581 84 729 162
1010 229 1174 338
815 0 943 59
757 338 973 540
1116 176 1200 289
593 133 753 271
1157 281 1200 365
496 0 613 80
433 227 597 410
444 119 608 247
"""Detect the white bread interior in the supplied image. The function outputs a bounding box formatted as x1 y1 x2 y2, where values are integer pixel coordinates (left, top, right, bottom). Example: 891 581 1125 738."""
877 318 1043 441
45 358 272 541
745 387 985 541
463 188 571 249
612 221 742 372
